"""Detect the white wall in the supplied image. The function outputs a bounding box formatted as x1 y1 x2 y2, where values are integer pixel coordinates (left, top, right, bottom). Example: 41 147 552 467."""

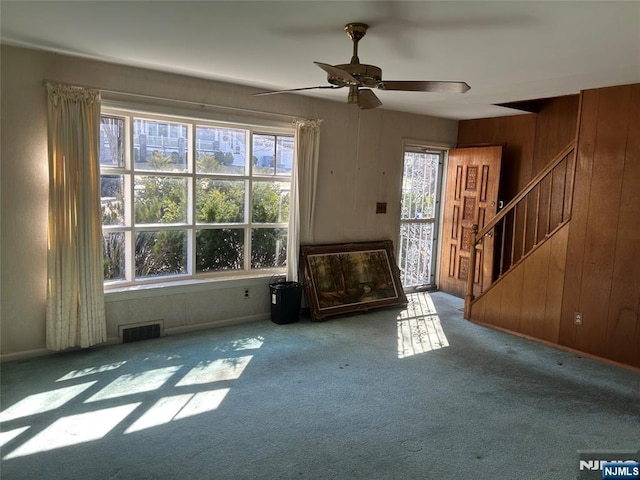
0 45 458 358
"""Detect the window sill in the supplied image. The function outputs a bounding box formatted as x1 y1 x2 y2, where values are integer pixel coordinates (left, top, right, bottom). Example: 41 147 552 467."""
104 271 286 302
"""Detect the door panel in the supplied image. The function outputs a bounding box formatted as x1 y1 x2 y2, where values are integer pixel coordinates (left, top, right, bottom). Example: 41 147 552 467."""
438 146 502 298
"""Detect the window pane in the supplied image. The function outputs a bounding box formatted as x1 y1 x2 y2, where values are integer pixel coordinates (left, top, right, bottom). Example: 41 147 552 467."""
135 230 187 278
134 176 187 224
398 222 434 287
401 152 439 220
100 116 124 167
252 134 294 176
101 175 125 225
275 135 294 175
195 126 246 174
251 228 287 269
196 179 245 223
103 232 125 280
134 119 188 172
252 134 275 175
252 182 290 223
196 229 244 272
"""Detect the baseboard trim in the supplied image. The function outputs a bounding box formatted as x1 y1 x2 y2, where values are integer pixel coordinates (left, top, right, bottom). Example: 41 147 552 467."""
0 348 53 363
1 314 270 363
163 313 270 336
470 319 640 373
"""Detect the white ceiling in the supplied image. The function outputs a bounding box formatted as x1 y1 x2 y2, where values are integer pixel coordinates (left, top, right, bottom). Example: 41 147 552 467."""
2 1 639 120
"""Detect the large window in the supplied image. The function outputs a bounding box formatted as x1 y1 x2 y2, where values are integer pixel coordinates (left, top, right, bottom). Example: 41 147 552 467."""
100 108 294 288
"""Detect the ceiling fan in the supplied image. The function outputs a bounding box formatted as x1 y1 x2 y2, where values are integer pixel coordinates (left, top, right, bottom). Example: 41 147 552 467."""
254 23 470 110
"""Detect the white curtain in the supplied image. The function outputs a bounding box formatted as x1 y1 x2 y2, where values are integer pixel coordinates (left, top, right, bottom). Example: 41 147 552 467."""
287 119 322 281
46 83 106 350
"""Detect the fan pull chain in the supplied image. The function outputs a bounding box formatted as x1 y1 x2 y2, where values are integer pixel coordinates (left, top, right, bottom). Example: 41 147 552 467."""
354 107 361 210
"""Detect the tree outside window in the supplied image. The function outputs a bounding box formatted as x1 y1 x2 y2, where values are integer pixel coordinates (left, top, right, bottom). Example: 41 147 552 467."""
100 110 293 286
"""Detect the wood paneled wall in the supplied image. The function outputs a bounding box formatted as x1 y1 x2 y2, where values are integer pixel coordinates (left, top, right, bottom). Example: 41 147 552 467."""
458 96 579 267
559 84 640 367
458 96 579 195
530 97 581 246
472 223 569 344
457 112 536 200
457 86 640 368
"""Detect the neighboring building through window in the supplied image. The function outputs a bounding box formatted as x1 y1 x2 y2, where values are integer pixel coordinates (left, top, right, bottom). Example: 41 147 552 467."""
100 107 294 288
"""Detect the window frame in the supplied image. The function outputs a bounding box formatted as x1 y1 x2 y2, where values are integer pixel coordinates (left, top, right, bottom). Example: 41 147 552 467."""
100 105 295 291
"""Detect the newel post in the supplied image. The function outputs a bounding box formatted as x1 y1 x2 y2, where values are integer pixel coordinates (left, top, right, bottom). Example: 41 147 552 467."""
463 224 478 320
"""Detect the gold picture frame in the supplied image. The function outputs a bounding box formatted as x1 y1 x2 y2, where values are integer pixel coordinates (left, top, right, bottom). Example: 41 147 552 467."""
300 240 407 321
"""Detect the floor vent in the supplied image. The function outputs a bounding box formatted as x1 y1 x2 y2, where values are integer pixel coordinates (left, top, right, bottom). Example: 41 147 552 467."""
121 322 162 343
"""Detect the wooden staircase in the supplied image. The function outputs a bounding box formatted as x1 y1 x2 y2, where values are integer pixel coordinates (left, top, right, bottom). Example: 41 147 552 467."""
464 140 577 319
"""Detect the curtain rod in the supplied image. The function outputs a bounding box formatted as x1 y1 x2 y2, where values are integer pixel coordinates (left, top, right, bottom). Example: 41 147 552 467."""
42 79 305 122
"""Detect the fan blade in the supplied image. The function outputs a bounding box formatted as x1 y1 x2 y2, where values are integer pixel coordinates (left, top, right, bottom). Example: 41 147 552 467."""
253 85 343 96
379 81 470 94
314 62 359 85
358 89 383 110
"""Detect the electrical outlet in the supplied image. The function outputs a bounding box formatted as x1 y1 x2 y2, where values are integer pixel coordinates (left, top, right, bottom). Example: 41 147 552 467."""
574 312 583 325
243 288 250 299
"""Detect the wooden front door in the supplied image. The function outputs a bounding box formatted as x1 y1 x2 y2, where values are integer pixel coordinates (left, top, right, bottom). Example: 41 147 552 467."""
438 146 502 298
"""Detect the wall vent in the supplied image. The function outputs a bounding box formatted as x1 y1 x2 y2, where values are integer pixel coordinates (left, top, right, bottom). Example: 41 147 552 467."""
119 321 163 343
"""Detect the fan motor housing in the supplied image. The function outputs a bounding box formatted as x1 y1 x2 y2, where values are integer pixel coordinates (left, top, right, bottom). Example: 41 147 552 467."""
328 63 382 88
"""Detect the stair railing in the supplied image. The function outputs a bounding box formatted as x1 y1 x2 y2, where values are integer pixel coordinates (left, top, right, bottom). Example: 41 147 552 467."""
464 140 577 318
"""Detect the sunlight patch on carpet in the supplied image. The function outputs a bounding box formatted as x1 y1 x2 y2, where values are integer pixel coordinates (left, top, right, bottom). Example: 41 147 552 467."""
56 362 127 382
176 356 252 386
1 338 263 459
3 404 140 459
0 427 30 448
0 381 97 422
231 337 264 351
397 294 449 358
124 388 229 434
85 366 181 402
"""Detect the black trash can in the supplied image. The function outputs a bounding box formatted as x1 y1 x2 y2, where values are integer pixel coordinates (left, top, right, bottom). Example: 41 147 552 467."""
269 279 302 324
